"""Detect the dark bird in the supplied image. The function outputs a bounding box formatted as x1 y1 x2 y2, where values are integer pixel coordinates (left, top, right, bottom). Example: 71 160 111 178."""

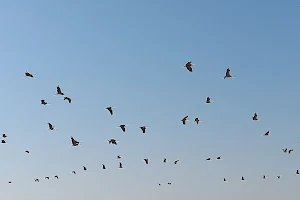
102 164 106 169
105 106 115 115
119 162 123 169
72 171 76 174
34 179 39 182
45 177 50 180
296 170 299 175
167 182 172 185
108 139 118 145
25 150 29 154
117 155 121 159
224 68 235 79
48 123 54 130
216 156 221 160
264 131 270 136
83 166 87 171
194 118 202 124
288 149 294 154
277 176 280 179
8 181 11 184
24 71 35 78
54 175 59 179
263 175 266 179
56 85 64 95
2 133 7 138
206 97 213 104
119 125 127 132
158 183 161 186
223 178 227 182
181 116 189 125
163 158 167 163
174 160 179 164
206 158 211 161
144 158 149 164
184 61 193 72
71 136 79 146
64 96 72 103
241 176 245 181
282 148 288 153
252 113 258 120
41 99 48 105
2 140 6 143
140 126 148 133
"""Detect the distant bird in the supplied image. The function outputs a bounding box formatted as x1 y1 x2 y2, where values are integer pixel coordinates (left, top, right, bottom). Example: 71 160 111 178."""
140 126 148 133
174 160 179 164
2 140 6 143
71 136 79 146
83 166 87 171
2 133 7 138
206 158 211 161
117 155 121 159
24 71 35 78
288 149 294 154
56 85 64 95
102 164 106 169
263 175 266 179
264 131 270 136
105 107 115 115
45 177 49 180
194 118 202 124
119 125 127 132
48 123 54 130
252 113 258 121
34 179 39 182
216 156 221 160
206 97 213 104
119 162 123 169
277 176 281 179
72 171 76 174
8 181 11 184
181 116 189 125
224 68 235 79
41 99 48 105
296 170 299 175
144 158 149 164
25 150 29 154
223 178 227 182
108 139 118 145
184 61 194 72
241 176 245 181
158 183 161 186
54 175 59 179
163 158 167 163
167 182 172 185
282 148 288 153
64 96 72 103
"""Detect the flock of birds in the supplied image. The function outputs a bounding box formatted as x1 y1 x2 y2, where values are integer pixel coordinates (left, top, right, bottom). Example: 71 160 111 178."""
2 65 299 186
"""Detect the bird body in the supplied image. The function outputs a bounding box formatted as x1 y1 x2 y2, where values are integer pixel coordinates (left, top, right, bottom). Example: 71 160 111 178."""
48 123 54 130
181 116 188 125
71 136 79 146
56 85 64 95
184 61 194 72
144 158 149 164
64 96 72 103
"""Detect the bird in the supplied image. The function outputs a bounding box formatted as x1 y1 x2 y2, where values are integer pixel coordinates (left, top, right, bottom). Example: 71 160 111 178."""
71 136 79 146
140 126 148 133
194 118 202 124
252 113 258 120
264 131 270 136
184 61 194 72
34 179 39 182
216 156 221 160
48 123 54 130
144 158 149 164
206 158 211 161
288 149 294 154
2 133 7 138
277 176 281 179
108 139 118 145
163 158 167 163
54 175 59 179
56 85 64 95
83 166 87 171
25 150 29 154
241 176 245 181
206 97 213 104
24 71 35 78
282 148 288 153
181 116 189 125
72 171 76 174
105 107 114 115
45 177 50 180
102 164 106 169
2 140 6 143
296 170 299 175
263 175 266 179
119 162 123 169
167 182 172 185
8 181 12 184
41 99 48 105
117 155 121 159
224 68 235 79
158 183 161 186
64 96 72 103
174 160 179 164
223 178 227 182
119 125 127 132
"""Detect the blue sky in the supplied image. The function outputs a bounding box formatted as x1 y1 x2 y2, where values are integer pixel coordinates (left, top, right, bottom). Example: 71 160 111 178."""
0 0 300 199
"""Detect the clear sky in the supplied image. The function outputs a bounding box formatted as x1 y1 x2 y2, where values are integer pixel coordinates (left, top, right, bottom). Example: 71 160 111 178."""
0 0 300 199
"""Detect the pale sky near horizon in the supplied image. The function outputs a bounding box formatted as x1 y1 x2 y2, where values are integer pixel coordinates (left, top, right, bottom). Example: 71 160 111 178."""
0 0 300 199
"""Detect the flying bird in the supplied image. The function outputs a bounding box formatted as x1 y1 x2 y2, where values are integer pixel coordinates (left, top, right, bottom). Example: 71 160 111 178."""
83 166 87 171
54 175 59 179
140 126 148 133
2 133 7 138
181 116 189 125
264 131 270 136
216 157 221 160
2 140 6 143
119 162 123 169
144 158 149 164
263 175 266 179
64 96 72 103
48 123 54 130
41 99 48 105
241 176 245 181
296 170 299 175
288 149 294 154
117 155 121 159
206 158 211 161
223 178 227 182
167 182 172 185
45 177 50 180
205 97 213 104
56 85 64 95
282 148 288 153
8 181 12 184
105 107 115 115
277 176 281 179
163 158 167 163
72 171 76 174
223 68 236 79
108 139 118 145
184 61 194 72
252 113 258 120
34 179 39 182
71 136 79 146
194 118 203 124
174 160 179 164
24 71 35 78
102 164 106 169
25 150 29 154
119 125 127 132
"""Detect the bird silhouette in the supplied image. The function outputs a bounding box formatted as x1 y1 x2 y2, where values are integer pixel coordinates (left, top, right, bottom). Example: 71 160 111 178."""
119 162 123 169
140 126 148 133
108 139 118 145
64 96 71 103
181 116 188 125
48 123 54 130
288 149 294 154
45 177 50 180
264 131 270 136
54 175 59 179
102 164 106 169
34 179 39 182
83 166 87 171
163 158 167 163
144 158 149 164
2 140 6 143
105 107 114 115
252 112 258 120
56 85 64 95
24 71 35 78
174 160 179 164
206 97 213 104
72 171 76 174
206 158 211 161
184 61 193 72
2 133 7 138
282 148 288 153
71 136 79 146
296 170 299 175
119 125 127 132
241 176 245 181
41 99 48 105
216 156 221 160
224 68 235 79
25 150 29 154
